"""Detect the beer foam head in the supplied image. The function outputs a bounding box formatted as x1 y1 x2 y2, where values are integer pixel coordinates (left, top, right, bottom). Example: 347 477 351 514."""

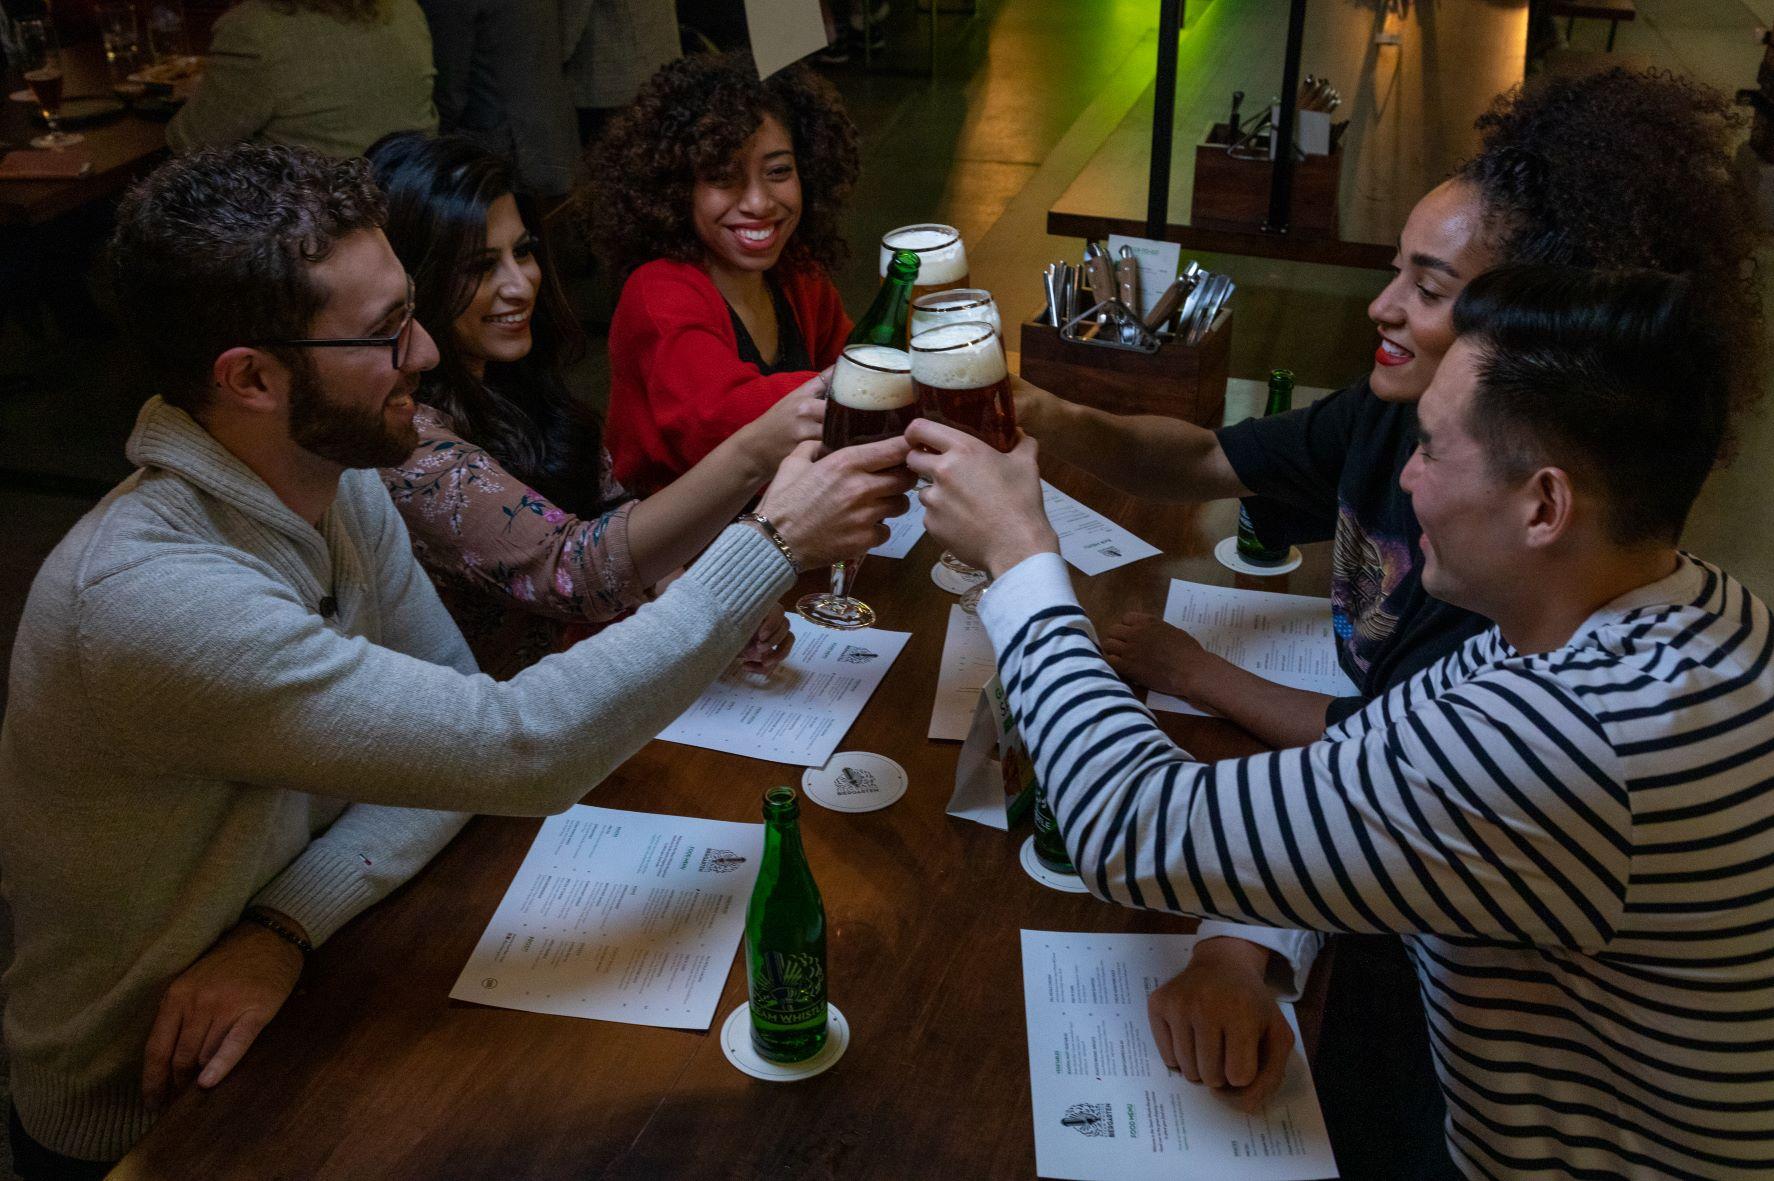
911 290 1001 336
880 224 967 286
833 346 915 410
910 322 1007 389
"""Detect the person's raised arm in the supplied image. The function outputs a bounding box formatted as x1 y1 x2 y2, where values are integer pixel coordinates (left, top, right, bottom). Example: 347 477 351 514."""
1014 377 1250 504
908 420 1631 949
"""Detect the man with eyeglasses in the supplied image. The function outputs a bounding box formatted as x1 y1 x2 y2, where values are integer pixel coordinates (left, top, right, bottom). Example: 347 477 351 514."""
0 143 911 1179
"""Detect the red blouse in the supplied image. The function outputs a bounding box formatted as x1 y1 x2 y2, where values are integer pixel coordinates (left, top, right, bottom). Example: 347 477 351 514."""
605 258 851 495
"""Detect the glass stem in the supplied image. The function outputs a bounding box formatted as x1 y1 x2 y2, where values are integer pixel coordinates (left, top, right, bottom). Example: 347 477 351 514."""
829 559 853 600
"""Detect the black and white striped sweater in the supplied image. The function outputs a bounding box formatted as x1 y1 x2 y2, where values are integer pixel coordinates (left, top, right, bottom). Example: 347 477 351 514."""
979 552 1774 1180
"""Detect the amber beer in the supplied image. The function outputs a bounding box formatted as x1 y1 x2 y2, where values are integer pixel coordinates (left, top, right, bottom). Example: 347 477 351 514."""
910 321 1016 452
825 345 915 450
879 224 971 295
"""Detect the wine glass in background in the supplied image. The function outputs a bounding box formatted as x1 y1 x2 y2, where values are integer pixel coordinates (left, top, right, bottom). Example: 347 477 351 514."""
16 18 83 150
97 3 144 80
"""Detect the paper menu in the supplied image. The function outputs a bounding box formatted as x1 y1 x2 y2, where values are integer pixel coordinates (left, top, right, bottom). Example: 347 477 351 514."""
868 488 928 559
1106 235 1184 321
742 0 827 80
1145 581 1358 717
657 616 910 767
1022 931 1338 1181
450 806 763 1030
1042 482 1161 576
930 604 996 740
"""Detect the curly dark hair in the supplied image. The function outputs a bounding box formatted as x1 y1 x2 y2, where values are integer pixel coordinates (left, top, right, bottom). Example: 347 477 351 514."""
368 132 607 518
110 142 385 416
1457 68 1762 429
581 51 861 278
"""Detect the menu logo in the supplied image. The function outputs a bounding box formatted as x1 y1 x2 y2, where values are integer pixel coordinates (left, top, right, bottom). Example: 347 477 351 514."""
1061 1103 1115 1138
700 849 747 874
836 767 877 796
837 646 878 665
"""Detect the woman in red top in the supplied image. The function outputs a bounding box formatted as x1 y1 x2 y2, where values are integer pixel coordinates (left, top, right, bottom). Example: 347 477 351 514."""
585 52 861 494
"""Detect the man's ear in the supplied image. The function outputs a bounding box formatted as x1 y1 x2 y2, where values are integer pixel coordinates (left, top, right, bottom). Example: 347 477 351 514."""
209 347 288 416
1522 466 1577 552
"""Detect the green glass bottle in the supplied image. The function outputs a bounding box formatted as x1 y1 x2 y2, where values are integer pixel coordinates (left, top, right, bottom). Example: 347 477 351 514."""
744 786 828 1063
1032 782 1075 875
1235 368 1297 565
847 249 921 347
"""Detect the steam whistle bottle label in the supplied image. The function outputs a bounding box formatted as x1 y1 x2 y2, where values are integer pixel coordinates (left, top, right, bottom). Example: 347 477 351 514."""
744 786 829 1063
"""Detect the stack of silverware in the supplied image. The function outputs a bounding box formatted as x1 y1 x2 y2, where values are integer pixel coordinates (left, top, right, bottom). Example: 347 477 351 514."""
1041 242 1234 353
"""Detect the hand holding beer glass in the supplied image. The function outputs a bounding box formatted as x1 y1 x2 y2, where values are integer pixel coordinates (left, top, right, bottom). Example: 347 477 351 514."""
909 321 1016 611
794 345 918 630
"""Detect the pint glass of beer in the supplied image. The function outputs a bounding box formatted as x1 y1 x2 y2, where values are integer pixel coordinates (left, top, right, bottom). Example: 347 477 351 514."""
910 321 1016 607
879 224 970 294
909 289 1001 340
795 345 916 631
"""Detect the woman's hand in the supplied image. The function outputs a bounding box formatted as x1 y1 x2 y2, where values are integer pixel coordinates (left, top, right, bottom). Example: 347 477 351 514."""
733 371 830 482
1147 937 1294 1114
738 605 795 675
758 437 915 568
1102 612 1230 702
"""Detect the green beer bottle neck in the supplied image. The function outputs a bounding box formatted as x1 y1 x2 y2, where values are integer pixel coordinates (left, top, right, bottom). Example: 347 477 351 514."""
1264 368 1295 417
848 250 920 347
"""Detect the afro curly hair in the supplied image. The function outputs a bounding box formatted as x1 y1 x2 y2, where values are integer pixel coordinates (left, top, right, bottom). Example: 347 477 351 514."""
579 51 861 280
1457 68 1762 430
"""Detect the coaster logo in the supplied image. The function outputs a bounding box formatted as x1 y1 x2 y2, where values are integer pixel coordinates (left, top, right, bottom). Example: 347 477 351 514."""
836 767 877 796
837 646 878 665
1061 1103 1115 1138
700 848 747 874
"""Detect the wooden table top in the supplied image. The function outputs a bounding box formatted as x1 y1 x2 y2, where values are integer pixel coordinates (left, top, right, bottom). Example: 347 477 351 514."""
110 390 1336 1180
0 43 170 228
1047 0 1528 269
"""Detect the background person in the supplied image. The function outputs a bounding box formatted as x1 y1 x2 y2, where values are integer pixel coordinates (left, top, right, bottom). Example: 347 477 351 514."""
911 265 1773 1181
584 51 860 494
370 133 819 680
0 142 909 1178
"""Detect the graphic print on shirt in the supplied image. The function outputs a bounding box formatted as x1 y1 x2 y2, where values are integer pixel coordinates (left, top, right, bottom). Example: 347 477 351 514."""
1329 504 1412 675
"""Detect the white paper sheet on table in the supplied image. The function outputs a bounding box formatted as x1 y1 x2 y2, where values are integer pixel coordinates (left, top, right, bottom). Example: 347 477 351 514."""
657 616 909 766
449 806 763 1030
868 488 927 559
1022 931 1339 1181
1106 235 1184 321
742 0 827 79
1042 481 1162 576
1146 581 1359 717
929 604 996 740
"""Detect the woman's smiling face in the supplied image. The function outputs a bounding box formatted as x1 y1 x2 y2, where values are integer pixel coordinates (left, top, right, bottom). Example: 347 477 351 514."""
1366 179 1499 402
692 113 802 277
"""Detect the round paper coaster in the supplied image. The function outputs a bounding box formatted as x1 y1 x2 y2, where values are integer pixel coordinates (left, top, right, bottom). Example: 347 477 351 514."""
721 1002 850 1082
931 560 988 594
1020 835 1089 893
801 752 908 813
1213 535 1303 577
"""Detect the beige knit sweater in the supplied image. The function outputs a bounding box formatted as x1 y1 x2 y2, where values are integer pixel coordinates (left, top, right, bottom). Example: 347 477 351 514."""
0 398 793 1159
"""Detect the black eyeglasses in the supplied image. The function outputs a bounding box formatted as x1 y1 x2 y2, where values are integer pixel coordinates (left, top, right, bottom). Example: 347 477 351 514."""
248 276 418 370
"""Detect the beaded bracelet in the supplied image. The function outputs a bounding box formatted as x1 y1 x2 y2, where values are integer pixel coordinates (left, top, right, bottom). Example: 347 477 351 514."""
735 511 801 573
242 908 314 956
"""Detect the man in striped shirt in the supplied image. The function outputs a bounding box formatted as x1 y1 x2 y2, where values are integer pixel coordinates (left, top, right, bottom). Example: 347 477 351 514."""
907 266 1773 1180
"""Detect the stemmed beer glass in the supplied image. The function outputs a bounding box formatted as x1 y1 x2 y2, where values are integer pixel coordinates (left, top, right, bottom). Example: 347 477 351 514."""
879 224 970 297
909 321 1017 613
16 18 83 150
794 345 918 630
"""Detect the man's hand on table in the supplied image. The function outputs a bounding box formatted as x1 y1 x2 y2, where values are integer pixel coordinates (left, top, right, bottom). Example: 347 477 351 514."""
142 913 305 1110
759 436 914 569
1102 612 1234 701
903 419 1058 579
1148 937 1294 1114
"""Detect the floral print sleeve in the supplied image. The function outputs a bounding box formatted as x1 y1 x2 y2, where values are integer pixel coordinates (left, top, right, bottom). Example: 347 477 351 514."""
383 406 649 625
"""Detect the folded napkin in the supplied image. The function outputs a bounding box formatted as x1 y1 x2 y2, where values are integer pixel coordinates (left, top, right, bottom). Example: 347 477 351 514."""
0 149 95 180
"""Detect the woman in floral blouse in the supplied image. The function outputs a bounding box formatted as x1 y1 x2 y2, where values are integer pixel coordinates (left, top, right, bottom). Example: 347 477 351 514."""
370 132 820 678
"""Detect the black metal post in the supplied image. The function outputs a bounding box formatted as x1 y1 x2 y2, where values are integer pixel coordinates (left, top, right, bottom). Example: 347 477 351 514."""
1145 0 1184 239
1266 0 1308 234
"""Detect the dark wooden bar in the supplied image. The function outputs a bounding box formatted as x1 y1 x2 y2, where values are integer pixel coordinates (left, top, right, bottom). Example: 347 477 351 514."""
110 434 1336 1180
